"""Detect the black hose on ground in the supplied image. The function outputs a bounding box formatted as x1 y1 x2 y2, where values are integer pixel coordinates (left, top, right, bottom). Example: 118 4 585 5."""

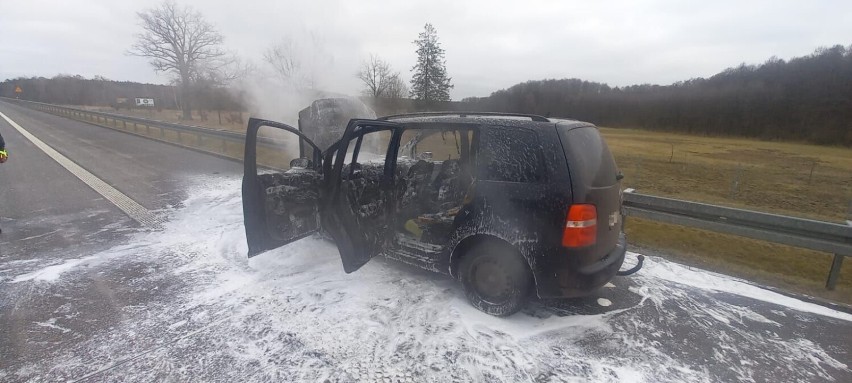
617 254 645 276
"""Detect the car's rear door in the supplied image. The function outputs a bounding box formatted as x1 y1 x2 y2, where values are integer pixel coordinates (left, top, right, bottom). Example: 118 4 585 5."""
243 118 325 257
322 119 401 273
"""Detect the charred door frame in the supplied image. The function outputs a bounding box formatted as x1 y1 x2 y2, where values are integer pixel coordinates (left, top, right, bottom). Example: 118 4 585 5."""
322 119 404 272
243 117 324 257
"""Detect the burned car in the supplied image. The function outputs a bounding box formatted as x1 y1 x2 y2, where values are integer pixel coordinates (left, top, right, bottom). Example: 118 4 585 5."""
242 109 639 316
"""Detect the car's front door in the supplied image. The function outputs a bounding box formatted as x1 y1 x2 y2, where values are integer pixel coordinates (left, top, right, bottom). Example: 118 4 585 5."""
243 118 324 257
322 120 401 273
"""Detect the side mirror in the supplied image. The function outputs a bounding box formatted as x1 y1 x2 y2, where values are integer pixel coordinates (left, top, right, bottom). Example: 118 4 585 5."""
418 151 433 161
290 158 312 169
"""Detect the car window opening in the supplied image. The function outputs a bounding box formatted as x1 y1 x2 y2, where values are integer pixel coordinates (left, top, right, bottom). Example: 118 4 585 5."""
396 128 474 247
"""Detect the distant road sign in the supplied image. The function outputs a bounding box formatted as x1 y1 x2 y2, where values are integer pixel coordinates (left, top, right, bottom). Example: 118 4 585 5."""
14 86 22 94
135 98 155 107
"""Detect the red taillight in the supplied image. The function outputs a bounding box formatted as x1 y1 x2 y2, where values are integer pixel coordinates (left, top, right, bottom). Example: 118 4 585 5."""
562 204 597 248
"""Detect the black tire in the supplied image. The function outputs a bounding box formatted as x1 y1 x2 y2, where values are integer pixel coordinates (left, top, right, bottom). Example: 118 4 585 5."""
459 242 531 317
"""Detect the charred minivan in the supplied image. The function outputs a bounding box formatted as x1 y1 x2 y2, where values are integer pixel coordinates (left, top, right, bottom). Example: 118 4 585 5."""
243 105 637 316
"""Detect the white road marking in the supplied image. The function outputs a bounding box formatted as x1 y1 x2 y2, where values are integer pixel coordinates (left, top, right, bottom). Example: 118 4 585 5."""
0 111 160 228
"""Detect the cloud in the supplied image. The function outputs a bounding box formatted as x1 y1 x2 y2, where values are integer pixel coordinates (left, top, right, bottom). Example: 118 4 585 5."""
1 0 850 99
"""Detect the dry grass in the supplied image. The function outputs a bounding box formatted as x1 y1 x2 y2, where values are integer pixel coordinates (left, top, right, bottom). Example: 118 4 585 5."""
599 127 852 304
73 106 248 134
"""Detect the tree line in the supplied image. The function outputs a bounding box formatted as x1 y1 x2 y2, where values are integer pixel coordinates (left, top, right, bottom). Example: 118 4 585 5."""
0 74 243 112
463 45 852 146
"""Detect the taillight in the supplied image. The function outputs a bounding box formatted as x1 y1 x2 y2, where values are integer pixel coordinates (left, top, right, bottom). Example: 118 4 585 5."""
562 204 597 248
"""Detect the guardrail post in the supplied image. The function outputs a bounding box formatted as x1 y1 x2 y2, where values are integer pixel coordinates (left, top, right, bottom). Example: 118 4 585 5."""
729 163 743 199
634 159 642 188
847 199 851 222
826 254 844 290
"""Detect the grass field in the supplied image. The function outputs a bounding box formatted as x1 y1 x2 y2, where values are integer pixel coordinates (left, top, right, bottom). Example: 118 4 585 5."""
599 127 852 304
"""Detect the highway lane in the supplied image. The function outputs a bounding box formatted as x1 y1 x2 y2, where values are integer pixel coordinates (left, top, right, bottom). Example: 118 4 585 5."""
0 101 240 213
0 107 130 261
0 101 242 258
0 101 243 375
0 102 849 382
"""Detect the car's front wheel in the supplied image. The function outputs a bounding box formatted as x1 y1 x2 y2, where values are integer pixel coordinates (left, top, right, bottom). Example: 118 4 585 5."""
459 242 531 316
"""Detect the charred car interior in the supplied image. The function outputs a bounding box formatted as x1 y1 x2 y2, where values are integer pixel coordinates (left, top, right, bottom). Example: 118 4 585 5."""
242 100 640 316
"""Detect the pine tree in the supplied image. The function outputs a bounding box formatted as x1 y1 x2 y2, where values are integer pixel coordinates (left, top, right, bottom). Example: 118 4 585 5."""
410 23 453 102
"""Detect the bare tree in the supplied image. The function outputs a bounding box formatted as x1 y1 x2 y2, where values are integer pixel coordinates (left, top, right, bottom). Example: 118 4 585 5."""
263 39 303 87
357 54 393 99
385 73 408 100
129 0 226 120
264 34 332 93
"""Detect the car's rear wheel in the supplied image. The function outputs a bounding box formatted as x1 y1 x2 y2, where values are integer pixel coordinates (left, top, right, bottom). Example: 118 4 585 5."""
459 242 531 316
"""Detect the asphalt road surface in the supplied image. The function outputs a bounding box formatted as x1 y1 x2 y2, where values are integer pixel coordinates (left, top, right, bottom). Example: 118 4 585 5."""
0 101 849 382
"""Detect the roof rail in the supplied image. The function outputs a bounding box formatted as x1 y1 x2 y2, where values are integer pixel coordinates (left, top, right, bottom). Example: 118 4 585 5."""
379 111 550 122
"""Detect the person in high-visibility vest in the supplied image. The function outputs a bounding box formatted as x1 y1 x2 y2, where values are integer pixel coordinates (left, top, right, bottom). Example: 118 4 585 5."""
0 130 6 163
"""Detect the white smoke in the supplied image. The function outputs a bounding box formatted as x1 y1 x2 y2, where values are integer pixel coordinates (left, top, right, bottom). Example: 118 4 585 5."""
236 29 361 126
227 29 365 161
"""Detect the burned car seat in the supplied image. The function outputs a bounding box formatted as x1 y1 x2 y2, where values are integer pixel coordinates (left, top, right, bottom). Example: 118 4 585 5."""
430 159 464 209
398 160 435 216
343 162 385 219
398 159 470 243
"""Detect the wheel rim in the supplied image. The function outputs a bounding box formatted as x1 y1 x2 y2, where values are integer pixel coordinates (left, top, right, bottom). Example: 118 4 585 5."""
471 258 513 304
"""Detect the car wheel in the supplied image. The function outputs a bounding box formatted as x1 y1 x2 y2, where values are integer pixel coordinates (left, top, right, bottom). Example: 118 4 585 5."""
459 242 531 316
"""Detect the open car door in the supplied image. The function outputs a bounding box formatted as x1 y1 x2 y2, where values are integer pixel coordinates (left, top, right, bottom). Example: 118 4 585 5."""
243 118 324 257
322 119 401 273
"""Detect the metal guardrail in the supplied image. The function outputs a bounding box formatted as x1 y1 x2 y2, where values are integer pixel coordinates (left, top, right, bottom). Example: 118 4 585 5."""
0 97 288 161
623 189 852 290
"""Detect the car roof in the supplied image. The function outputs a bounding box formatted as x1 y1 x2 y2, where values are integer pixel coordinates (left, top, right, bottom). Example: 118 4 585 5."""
378 112 594 130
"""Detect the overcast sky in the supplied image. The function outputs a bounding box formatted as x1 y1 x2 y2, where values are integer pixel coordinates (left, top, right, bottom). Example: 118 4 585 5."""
1 0 851 100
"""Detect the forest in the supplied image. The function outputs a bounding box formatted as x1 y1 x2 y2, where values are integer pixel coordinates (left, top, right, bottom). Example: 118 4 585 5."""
463 45 852 145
